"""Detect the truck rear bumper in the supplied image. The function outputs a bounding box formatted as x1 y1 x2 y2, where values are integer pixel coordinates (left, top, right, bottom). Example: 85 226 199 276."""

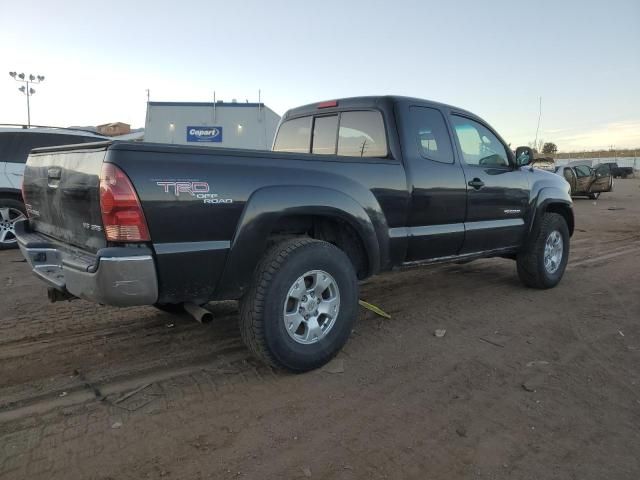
15 220 158 307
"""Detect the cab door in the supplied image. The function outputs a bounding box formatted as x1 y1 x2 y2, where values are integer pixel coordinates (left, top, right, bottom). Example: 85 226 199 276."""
573 165 594 194
449 115 530 253
590 164 612 192
399 105 467 261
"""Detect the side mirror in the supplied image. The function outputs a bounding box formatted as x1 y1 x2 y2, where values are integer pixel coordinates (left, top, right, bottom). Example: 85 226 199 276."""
515 146 533 167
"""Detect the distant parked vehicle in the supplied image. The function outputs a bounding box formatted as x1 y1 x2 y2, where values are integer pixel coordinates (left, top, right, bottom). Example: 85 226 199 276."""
555 164 613 200
531 157 555 171
0 126 106 249
595 162 634 179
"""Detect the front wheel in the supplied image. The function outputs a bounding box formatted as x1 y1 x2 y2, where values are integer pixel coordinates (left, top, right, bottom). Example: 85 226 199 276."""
240 238 359 372
517 213 570 289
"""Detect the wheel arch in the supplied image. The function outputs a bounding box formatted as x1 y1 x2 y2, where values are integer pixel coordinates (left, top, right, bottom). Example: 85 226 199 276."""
529 185 574 239
0 188 24 203
545 202 574 236
215 185 385 299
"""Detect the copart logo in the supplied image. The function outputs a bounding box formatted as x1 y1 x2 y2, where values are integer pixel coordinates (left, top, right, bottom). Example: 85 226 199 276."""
155 181 233 204
186 126 222 143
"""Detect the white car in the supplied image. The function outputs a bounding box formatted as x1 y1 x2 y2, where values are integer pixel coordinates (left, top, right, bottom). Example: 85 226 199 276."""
0 127 106 249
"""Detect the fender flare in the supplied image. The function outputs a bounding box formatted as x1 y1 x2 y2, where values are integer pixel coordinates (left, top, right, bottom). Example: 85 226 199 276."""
528 186 574 239
216 185 385 298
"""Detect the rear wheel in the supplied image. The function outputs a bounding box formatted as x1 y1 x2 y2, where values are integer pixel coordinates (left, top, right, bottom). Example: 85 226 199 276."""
240 238 358 372
517 213 570 289
0 198 27 250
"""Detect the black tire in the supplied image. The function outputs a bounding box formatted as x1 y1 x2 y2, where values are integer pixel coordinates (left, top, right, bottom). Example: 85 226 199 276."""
154 303 185 314
588 192 600 200
239 238 359 372
0 198 27 250
516 213 570 289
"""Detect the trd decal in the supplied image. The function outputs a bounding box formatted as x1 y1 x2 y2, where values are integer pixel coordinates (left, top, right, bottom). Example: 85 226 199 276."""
155 180 233 204
156 181 210 195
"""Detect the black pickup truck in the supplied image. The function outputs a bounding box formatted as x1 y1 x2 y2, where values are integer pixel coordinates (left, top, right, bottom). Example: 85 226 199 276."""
595 162 634 179
16 96 574 372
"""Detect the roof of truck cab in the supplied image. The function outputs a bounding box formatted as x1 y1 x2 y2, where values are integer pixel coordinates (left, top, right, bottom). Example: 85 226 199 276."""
282 95 477 120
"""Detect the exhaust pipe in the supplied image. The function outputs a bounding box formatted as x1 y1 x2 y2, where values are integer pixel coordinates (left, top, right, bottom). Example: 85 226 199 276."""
47 287 77 303
184 302 213 324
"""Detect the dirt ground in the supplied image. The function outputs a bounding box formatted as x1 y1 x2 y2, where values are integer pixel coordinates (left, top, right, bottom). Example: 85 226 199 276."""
1 179 639 480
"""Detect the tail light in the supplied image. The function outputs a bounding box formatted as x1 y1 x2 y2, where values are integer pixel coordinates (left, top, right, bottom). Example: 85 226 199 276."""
21 178 29 217
99 163 150 242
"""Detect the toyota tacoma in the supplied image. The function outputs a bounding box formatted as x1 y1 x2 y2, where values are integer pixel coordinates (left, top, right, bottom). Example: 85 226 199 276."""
16 96 574 372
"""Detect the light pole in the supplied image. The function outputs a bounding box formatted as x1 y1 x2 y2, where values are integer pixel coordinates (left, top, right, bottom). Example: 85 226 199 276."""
9 71 45 127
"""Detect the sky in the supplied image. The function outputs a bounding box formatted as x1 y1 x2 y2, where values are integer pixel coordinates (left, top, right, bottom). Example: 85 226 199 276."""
1 0 639 152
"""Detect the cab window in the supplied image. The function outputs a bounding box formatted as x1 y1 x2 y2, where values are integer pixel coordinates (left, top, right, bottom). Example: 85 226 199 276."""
574 165 592 178
311 115 338 155
273 117 312 153
337 111 387 158
274 111 387 158
451 116 509 167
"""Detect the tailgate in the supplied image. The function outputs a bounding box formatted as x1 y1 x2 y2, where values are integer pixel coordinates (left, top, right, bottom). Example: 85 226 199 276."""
22 143 110 252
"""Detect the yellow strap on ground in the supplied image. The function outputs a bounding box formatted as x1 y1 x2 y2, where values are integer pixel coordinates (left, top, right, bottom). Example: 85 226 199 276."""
358 300 391 319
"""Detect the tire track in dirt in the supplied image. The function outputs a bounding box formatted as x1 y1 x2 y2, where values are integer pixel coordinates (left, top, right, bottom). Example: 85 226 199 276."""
0 303 250 414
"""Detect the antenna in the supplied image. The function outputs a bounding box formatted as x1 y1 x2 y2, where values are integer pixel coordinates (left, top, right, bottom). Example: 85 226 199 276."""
534 96 542 151
145 89 151 126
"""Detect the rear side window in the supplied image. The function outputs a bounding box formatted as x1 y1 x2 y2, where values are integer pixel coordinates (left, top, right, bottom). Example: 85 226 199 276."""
409 107 454 164
312 115 338 155
273 117 312 153
337 111 387 158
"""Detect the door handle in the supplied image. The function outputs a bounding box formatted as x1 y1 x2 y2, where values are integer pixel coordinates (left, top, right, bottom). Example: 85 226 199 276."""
468 178 485 189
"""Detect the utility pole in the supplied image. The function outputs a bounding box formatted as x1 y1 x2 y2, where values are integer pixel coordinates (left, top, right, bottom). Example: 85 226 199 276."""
145 89 151 126
9 72 45 127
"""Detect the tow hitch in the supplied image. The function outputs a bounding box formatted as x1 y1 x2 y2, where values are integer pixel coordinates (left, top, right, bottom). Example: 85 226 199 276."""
47 287 77 303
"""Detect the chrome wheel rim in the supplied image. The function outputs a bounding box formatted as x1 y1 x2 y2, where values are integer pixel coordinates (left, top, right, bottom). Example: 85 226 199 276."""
544 230 564 274
0 207 26 246
283 270 340 345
